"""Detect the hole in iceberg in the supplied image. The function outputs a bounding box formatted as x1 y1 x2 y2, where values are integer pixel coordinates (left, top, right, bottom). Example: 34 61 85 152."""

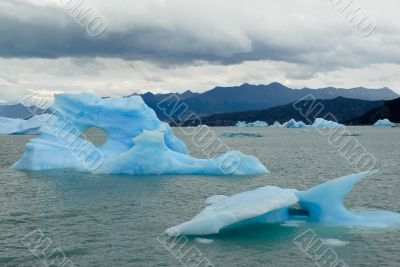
288 204 310 217
82 127 107 147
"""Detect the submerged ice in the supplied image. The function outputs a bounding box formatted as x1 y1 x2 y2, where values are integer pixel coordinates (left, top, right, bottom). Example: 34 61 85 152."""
13 93 268 175
220 132 263 138
166 170 400 236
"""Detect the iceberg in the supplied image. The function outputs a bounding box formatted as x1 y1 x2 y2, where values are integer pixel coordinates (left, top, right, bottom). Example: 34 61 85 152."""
373 119 395 128
313 118 345 129
235 121 247 128
220 132 263 138
0 114 54 135
235 121 268 128
270 121 282 128
166 170 400 236
13 93 269 175
282 119 308 128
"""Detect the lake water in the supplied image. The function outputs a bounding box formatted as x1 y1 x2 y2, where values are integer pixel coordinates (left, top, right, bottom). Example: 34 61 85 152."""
0 127 399 266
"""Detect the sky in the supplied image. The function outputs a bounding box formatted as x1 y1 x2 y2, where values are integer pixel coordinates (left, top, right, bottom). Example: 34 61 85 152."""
0 0 399 103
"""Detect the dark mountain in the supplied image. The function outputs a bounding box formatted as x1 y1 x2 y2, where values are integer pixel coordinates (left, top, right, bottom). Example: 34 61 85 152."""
183 97 385 126
183 83 398 116
0 103 48 119
126 90 199 121
347 97 400 125
129 83 398 120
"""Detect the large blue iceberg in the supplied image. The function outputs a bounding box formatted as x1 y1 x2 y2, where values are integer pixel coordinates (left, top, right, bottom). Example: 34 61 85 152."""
166 170 400 236
0 114 54 135
373 119 395 128
13 93 268 175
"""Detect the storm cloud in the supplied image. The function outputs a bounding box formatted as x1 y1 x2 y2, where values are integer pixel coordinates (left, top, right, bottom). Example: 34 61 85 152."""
0 0 399 102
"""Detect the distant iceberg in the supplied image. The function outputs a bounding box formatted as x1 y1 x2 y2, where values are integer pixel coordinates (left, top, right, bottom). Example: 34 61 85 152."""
313 118 345 129
166 170 400 236
220 132 263 138
373 119 395 128
282 119 308 128
235 121 268 128
13 93 269 175
0 114 54 135
235 121 247 128
270 121 283 128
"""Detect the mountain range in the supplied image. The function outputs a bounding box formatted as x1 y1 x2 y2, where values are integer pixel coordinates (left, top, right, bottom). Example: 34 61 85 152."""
134 83 399 121
0 103 47 119
0 83 398 125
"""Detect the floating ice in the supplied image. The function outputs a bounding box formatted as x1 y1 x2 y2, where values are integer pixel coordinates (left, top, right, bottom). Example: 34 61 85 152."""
322 239 349 247
270 121 283 128
313 118 345 129
166 170 400 236
235 121 247 127
0 114 54 135
13 93 269 175
194 238 214 244
220 132 263 138
282 119 308 128
166 186 299 236
235 121 268 128
373 119 395 128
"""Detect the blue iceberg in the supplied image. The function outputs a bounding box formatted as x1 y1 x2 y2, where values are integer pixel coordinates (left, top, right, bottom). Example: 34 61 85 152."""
13 93 268 175
313 118 345 129
373 119 395 127
282 119 308 128
0 114 54 135
166 170 400 236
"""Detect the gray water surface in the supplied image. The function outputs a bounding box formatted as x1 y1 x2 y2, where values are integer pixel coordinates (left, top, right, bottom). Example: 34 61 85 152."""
0 127 399 266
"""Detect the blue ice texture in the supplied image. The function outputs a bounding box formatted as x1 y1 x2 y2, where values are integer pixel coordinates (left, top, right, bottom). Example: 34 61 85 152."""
13 93 269 175
166 170 400 236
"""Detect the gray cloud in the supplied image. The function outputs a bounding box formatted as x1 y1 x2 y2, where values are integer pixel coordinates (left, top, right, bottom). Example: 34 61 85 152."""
0 0 399 102
0 0 399 69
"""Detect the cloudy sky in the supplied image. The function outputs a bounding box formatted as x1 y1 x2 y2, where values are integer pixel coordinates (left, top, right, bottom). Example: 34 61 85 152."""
0 0 399 102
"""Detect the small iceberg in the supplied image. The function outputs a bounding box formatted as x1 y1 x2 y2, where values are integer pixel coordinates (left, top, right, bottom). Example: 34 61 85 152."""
166 170 400 236
220 132 263 138
13 93 269 176
194 238 213 244
322 239 349 247
235 121 268 128
270 121 283 128
373 119 395 128
0 114 54 135
235 121 247 128
282 119 308 128
313 118 345 129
